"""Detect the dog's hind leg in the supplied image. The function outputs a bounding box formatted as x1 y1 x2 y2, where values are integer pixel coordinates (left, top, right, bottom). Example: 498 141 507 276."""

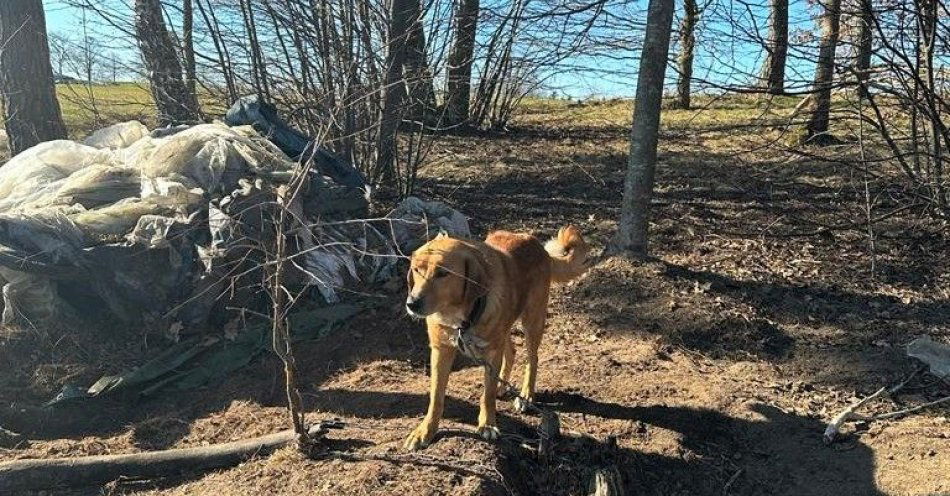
515 286 549 413
497 338 515 399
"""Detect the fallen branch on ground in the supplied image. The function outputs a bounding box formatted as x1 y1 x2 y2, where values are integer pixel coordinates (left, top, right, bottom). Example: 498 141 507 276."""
823 366 948 444
0 422 334 492
823 385 889 444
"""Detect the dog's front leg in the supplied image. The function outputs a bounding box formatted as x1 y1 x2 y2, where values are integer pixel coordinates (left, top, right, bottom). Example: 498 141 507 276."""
477 346 503 441
405 344 456 450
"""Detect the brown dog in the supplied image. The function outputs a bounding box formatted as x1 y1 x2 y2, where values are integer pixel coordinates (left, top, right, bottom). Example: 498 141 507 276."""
403 225 589 450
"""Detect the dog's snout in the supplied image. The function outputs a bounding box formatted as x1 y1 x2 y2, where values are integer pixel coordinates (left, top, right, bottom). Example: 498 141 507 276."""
406 296 423 313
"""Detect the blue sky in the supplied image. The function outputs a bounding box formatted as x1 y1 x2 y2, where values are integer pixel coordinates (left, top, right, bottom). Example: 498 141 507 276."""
43 0 823 98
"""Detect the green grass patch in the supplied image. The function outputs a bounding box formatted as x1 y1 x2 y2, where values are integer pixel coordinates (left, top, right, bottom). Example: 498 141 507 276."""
56 82 155 137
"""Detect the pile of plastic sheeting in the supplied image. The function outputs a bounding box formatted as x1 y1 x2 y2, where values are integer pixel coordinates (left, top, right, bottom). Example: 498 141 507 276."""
0 99 470 333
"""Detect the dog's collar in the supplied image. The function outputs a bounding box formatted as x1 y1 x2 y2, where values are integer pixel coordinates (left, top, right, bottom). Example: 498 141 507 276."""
458 295 486 332
453 295 487 360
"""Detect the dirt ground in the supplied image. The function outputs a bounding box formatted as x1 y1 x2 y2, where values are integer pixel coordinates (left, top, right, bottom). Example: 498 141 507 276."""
1 99 948 495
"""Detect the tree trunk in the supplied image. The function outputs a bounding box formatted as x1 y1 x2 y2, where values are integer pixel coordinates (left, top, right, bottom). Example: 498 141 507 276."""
851 0 873 99
759 0 788 95
375 0 413 184
445 0 480 126
403 0 436 122
183 0 197 98
916 0 946 208
134 0 201 125
609 0 675 257
673 0 699 109
804 0 842 144
0 0 68 155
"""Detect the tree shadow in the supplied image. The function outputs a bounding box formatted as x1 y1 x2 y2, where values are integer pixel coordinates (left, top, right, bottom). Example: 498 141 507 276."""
297 387 885 495
537 391 885 496
0 299 432 447
660 262 950 329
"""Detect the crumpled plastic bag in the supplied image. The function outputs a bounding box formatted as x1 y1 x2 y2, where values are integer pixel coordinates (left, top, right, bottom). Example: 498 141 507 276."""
83 121 150 149
906 335 950 379
387 196 472 253
139 123 289 206
0 140 118 211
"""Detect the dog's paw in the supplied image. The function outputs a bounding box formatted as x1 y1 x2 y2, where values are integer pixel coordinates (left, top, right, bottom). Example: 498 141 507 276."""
404 424 436 451
513 396 534 414
476 424 500 441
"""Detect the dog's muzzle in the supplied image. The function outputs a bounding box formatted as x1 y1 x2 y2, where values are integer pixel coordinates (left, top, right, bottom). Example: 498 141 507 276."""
405 296 425 318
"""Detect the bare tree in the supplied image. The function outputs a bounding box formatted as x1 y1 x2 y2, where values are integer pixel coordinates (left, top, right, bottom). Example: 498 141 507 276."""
851 0 873 98
183 0 197 98
804 0 842 144
375 0 414 183
445 0 479 126
609 0 675 256
0 0 67 155
134 0 200 125
759 0 788 95
915 0 944 207
673 0 699 109
403 0 437 121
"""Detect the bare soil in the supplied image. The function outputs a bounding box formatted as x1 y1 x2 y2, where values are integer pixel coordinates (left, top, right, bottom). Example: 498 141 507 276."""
1 100 948 495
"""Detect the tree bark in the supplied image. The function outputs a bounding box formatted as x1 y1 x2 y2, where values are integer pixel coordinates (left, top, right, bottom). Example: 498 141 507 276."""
852 0 873 99
403 0 437 122
673 0 699 109
183 0 197 98
609 0 675 257
759 0 788 95
804 0 842 144
134 0 201 125
0 0 68 155
916 0 946 208
445 0 480 126
375 0 414 183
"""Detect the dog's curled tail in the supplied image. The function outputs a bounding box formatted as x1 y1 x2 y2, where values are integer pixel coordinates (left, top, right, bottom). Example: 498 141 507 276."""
545 225 590 284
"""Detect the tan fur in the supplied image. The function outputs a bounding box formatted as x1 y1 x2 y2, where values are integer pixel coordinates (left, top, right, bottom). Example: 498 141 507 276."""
545 225 590 283
403 225 589 450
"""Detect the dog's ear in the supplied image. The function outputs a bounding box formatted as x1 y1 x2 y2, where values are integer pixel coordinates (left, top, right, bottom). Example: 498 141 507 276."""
461 253 487 303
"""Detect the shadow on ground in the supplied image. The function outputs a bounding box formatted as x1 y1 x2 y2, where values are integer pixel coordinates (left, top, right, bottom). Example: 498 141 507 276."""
305 387 883 496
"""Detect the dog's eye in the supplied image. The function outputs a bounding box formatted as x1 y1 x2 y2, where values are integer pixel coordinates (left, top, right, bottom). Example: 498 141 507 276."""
434 268 448 278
